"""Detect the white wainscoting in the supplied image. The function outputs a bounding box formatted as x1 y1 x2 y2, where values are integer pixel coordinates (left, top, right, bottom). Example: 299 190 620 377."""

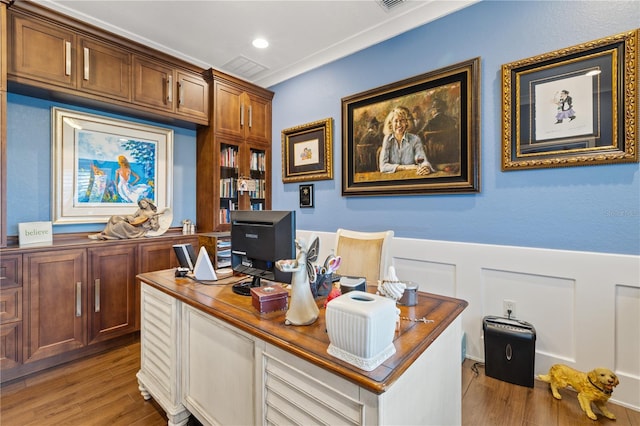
296 230 640 411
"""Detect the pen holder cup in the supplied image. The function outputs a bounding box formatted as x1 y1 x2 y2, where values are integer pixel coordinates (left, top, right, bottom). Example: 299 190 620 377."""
311 273 333 298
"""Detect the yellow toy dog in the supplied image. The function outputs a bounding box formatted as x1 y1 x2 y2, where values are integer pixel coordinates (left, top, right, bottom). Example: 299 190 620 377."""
538 364 619 420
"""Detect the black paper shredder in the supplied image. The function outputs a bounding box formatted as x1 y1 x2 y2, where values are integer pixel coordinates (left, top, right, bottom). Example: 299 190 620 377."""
483 316 536 387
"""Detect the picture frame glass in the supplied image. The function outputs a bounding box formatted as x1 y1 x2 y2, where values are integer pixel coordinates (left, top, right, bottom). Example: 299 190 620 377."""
53 108 173 224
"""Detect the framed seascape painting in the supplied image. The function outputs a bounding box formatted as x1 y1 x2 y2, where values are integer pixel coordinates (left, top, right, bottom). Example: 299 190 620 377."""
52 108 173 224
282 118 333 183
341 57 481 196
501 29 638 170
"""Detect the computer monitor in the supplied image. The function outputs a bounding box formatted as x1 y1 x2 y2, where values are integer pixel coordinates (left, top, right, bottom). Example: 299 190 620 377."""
230 210 295 288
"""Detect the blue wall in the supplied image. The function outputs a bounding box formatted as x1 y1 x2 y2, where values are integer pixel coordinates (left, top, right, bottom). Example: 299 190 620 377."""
6 1 639 255
6 93 197 235
269 1 640 255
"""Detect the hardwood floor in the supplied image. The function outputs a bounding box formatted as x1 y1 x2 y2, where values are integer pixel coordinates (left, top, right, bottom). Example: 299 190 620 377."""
461 360 640 426
1 339 638 425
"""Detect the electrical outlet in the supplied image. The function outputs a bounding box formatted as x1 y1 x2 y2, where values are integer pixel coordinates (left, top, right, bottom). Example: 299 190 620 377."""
503 299 516 318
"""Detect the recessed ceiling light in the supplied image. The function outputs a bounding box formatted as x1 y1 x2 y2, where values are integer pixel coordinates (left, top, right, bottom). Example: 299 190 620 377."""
252 38 269 49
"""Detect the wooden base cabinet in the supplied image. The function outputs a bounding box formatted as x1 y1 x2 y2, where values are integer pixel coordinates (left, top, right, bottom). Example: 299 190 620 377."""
0 233 199 383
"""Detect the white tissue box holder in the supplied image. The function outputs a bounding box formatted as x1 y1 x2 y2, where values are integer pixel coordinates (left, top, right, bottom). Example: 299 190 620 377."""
325 291 398 371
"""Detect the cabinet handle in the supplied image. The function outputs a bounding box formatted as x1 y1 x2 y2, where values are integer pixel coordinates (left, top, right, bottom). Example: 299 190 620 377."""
167 75 173 103
76 282 82 317
65 41 72 76
248 105 252 128
94 279 101 313
240 104 245 127
83 47 90 80
178 81 183 106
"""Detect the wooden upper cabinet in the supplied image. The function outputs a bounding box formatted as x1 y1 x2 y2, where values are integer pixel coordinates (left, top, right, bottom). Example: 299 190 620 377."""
6 4 209 125
176 70 208 122
213 80 244 138
8 13 77 89
132 56 174 112
8 13 131 102
133 57 208 123
244 92 271 144
78 36 131 101
213 80 271 144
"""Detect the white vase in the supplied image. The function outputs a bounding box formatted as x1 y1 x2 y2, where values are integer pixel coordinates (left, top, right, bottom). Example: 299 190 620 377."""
276 244 319 326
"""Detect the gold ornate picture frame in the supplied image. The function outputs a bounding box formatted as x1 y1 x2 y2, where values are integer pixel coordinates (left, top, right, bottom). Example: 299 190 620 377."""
501 29 638 170
281 118 333 183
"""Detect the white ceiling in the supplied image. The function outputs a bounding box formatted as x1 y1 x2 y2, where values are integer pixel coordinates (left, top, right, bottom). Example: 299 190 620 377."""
35 0 477 88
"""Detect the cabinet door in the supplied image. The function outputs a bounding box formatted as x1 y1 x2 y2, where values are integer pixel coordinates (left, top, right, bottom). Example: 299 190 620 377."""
23 249 87 363
8 13 76 89
182 304 259 426
88 244 136 344
176 70 208 122
244 93 271 144
132 56 174 112
78 36 131 101
213 80 244 138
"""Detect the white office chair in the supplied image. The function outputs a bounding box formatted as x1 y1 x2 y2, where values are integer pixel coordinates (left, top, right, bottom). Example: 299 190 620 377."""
334 228 394 284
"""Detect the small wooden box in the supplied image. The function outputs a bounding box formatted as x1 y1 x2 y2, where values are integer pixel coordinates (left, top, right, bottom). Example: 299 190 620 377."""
251 284 288 313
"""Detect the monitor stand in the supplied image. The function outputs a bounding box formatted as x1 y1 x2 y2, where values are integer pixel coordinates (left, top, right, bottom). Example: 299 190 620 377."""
232 276 262 296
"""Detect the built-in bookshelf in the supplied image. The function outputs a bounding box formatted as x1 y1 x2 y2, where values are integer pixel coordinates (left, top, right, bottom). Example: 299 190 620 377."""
250 148 266 211
219 143 239 224
196 70 273 232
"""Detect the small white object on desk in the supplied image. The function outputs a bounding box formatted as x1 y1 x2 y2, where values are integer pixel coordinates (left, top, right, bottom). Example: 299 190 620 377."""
325 291 399 371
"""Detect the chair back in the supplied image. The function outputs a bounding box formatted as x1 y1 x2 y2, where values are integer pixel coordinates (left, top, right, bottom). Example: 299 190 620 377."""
334 228 394 284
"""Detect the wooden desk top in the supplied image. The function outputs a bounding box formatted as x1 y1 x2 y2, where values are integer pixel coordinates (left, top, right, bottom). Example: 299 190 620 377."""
137 269 468 394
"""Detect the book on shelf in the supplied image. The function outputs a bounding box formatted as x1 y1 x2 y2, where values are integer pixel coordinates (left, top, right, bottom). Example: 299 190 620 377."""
250 151 266 172
221 146 238 168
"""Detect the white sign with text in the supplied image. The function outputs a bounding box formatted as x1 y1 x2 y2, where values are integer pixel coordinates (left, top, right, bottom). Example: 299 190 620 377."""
19 221 53 246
